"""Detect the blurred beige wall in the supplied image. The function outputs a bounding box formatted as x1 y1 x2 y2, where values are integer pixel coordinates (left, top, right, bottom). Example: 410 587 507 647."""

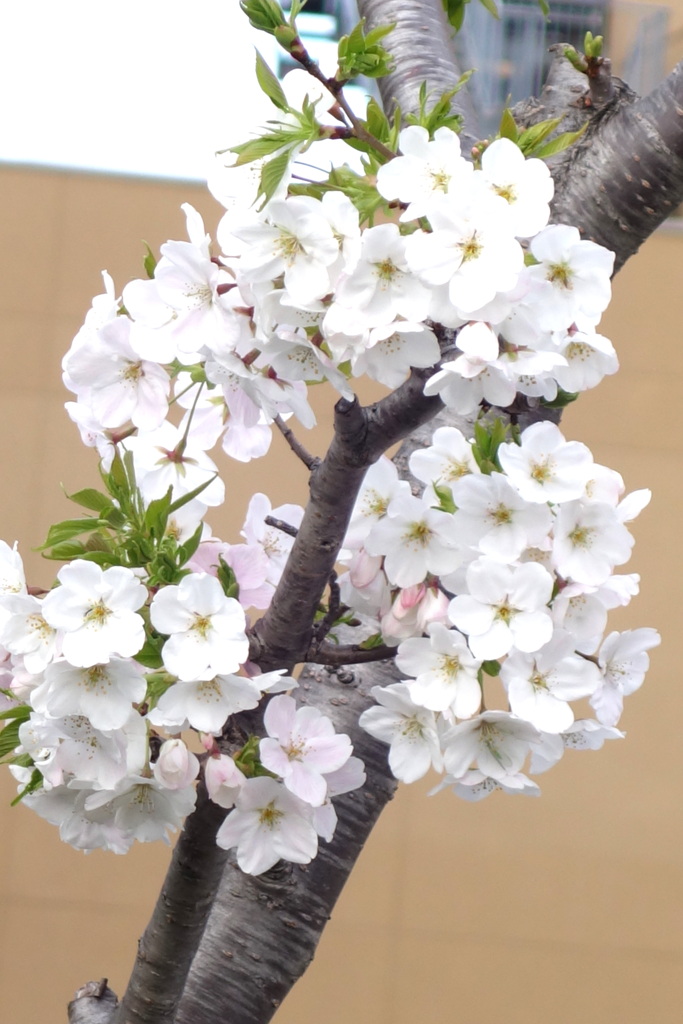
0 155 681 1024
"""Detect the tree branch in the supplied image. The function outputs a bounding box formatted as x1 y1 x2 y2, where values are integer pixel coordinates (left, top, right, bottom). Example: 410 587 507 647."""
356 0 479 150
305 639 397 666
550 59 683 268
68 981 118 1024
112 785 229 1024
249 368 443 672
175 660 401 1024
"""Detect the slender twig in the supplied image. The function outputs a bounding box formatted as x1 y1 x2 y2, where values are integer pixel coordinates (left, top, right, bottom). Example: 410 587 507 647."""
274 415 320 471
305 639 397 666
264 515 299 539
313 571 341 642
289 45 397 162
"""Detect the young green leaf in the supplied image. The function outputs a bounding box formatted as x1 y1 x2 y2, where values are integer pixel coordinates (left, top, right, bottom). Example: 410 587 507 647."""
254 49 288 110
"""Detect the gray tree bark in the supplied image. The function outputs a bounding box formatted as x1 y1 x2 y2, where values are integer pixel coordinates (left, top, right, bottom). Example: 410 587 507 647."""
68 2 683 1023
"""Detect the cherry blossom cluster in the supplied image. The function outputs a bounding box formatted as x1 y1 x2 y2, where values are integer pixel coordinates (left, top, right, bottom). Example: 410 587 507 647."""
346 421 659 798
0 27 660 866
0 533 362 869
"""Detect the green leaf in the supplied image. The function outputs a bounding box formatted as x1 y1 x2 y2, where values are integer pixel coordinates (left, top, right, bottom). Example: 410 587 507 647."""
176 523 203 567
239 0 287 34
72 550 121 567
358 632 384 650
541 387 580 409
144 488 173 540
498 108 519 143
537 0 549 15
65 488 112 513
143 242 157 280
167 474 220 515
517 116 564 156
254 49 288 110
257 147 295 208
432 482 456 514
477 0 499 19
0 704 31 723
532 123 587 160
37 518 103 551
0 718 23 760
11 768 43 806
404 78 471 137
144 672 175 708
337 18 395 81
41 540 87 561
584 31 603 58
443 0 470 32
136 636 165 671
481 660 501 676
217 556 239 600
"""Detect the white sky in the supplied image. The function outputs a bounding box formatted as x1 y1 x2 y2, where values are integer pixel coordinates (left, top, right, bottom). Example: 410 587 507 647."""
0 1 280 180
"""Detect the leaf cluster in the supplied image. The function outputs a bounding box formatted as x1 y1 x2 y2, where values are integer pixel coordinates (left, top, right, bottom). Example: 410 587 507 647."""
404 80 471 137
336 19 395 82
471 418 510 474
39 450 211 588
498 109 587 160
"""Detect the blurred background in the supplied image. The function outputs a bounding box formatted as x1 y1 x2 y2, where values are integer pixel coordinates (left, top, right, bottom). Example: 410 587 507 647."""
0 2 682 1021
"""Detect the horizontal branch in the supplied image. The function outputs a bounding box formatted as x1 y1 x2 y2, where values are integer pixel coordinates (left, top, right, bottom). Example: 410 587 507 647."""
305 639 397 666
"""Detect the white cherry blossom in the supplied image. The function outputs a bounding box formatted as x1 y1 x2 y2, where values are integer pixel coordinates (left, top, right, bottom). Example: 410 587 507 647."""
215 776 318 875
150 573 248 682
448 558 554 660
260 695 353 807
396 623 482 717
41 561 146 669
497 421 594 504
359 683 442 783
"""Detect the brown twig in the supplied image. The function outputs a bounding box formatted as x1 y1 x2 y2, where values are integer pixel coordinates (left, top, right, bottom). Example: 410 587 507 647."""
305 639 397 666
264 515 299 540
274 415 320 471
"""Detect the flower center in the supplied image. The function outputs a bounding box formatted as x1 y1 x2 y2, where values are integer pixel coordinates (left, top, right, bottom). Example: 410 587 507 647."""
122 361 143 383
547 261 573 289
495 601 513 624
362 488 388 518
191 614 213 639
565 341 591 362
375 258 399 282
84 665 109 692
568 525 594 549
85 600 112 628
259 801 284 829
27 613 54 640
459 233 482 263
404 520 432 547
275 231 304 266
489 503 513 525
530 456 554 484
494 183 517 203
429 167 450 192
440 655 462 680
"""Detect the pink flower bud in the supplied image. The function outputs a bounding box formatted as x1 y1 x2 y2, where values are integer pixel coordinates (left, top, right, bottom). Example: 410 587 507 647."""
204 754 246 809
416 587 450 633
152 739 199 790
349 548 383 589
394 584 426 617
